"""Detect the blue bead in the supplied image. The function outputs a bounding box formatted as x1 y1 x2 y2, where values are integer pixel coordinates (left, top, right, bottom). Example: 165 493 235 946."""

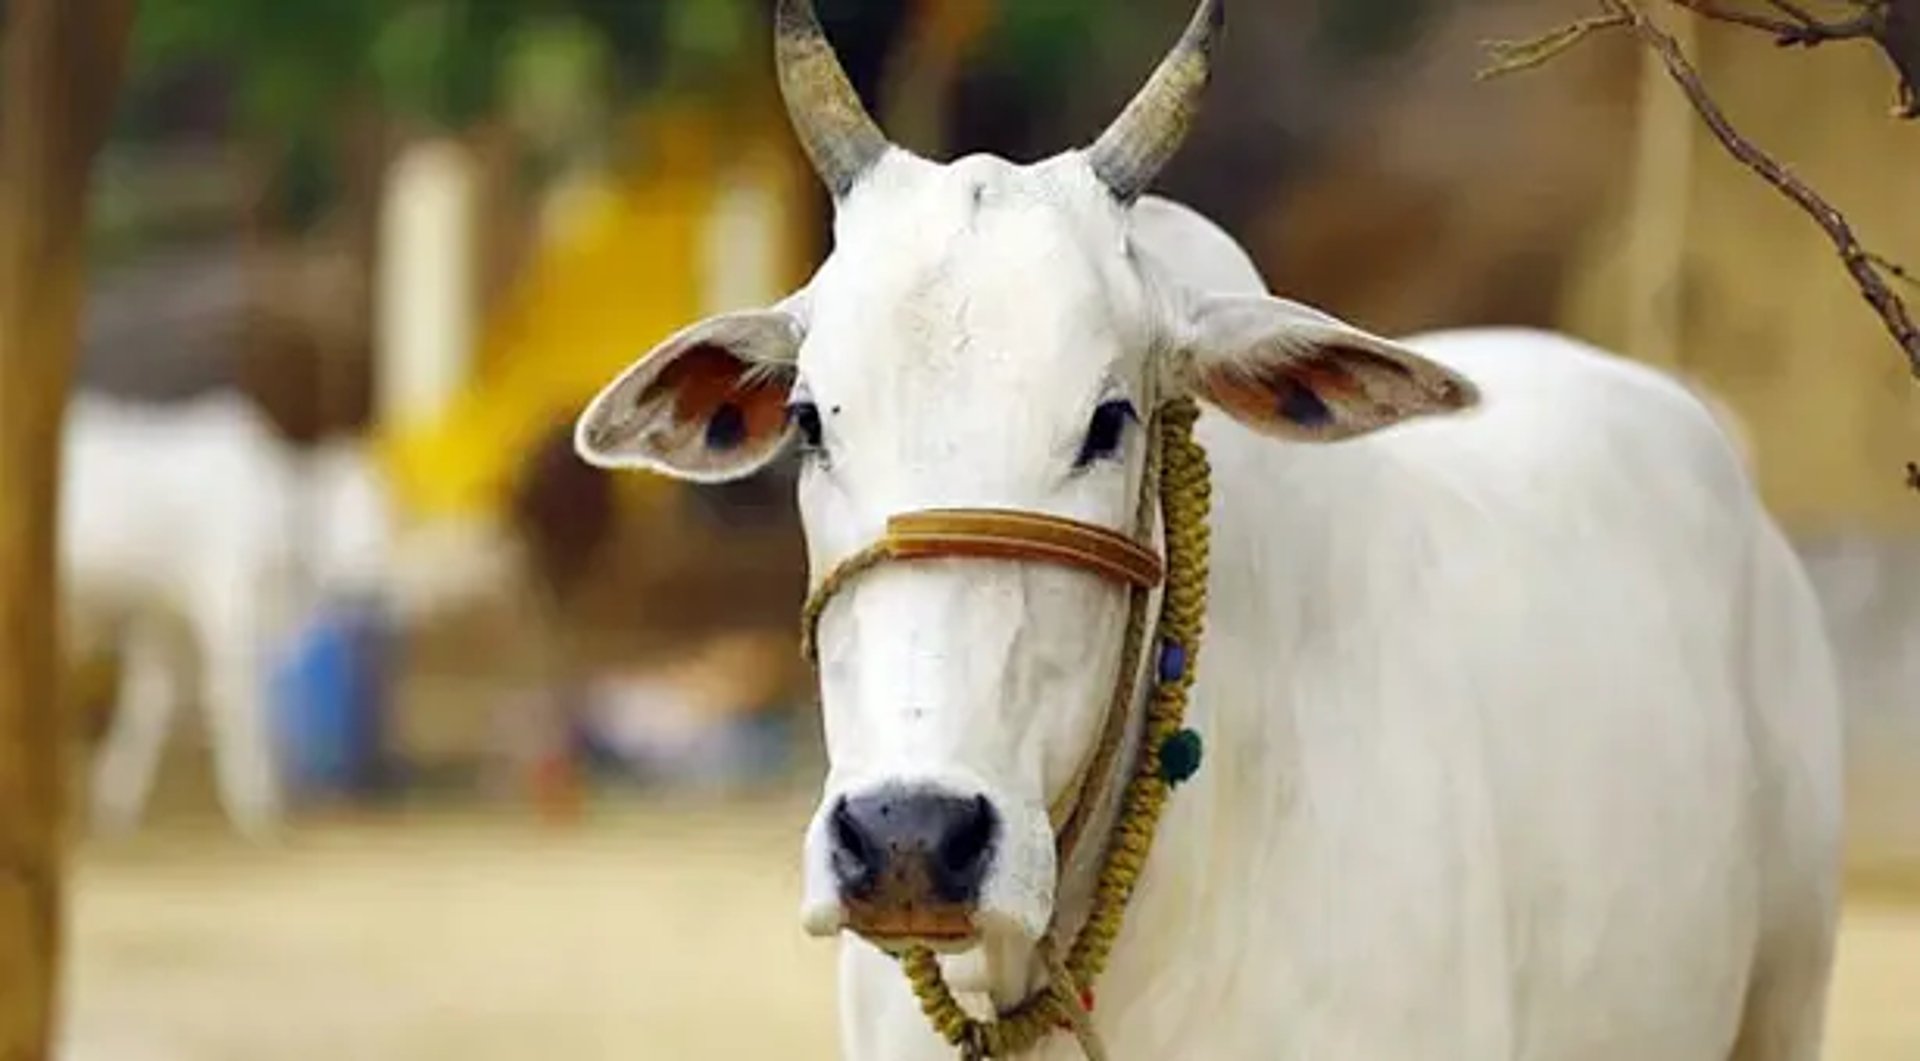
1157 641 1186 684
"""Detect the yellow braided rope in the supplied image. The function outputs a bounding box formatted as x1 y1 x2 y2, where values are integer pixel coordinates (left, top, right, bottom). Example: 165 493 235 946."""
800 541 891 662
1041 941 1108 1061
899 398 1213 1058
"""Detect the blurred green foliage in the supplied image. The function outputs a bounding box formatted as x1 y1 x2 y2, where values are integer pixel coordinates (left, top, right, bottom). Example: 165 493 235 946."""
108 0 1447 234
121 0 766 229
128 0 773 137
131 0 381 133
1312 0 1441 65
989 0 1117 101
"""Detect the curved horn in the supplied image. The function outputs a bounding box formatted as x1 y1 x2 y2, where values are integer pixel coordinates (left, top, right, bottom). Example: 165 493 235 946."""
1086 0 1225 203
775 0 891 198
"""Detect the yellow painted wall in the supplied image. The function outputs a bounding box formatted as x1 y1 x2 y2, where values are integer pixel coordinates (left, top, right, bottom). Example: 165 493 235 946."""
379 98 817 524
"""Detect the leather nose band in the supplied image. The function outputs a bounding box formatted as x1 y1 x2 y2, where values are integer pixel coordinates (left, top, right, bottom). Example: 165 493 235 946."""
800 508 1164 665
884 509 1164 589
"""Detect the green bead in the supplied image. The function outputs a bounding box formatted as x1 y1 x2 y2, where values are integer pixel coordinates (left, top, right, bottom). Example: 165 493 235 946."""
1158 729 1203 787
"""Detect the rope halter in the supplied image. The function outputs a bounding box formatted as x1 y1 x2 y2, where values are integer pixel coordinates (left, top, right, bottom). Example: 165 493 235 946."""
797 399 1215 1059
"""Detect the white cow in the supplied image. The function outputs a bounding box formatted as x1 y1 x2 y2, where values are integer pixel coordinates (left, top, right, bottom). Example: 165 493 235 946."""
62 390 431 839
576 2 1843 1058
64 390 306 837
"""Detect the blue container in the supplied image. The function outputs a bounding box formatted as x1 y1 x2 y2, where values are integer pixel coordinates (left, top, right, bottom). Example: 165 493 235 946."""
271 602 391 799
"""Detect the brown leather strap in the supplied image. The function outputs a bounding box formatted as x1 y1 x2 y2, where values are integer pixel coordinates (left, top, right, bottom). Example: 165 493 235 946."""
800 508 1163 665
883 509 1164 589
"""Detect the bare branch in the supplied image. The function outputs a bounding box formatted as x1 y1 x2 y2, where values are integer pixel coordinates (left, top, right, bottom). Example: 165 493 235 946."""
1882 0 1920 117
1478 14 1632 79
1674 0 1882 45
1482 0 1920 477
1760 0 1826 24
1759 0 1885 38
1775 13 1883 46
1597 0 1920 381
1668 0 1920 116
1673 0 1822 37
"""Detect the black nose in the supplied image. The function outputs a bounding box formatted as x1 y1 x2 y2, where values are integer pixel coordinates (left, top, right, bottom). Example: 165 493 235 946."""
830 789 998 905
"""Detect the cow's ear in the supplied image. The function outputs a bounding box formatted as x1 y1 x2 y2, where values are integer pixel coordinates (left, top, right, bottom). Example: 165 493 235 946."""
1170 294 1479 442
575 304 805 482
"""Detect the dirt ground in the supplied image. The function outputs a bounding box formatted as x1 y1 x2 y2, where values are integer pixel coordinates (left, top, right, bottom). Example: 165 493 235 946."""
56 794 1920 1061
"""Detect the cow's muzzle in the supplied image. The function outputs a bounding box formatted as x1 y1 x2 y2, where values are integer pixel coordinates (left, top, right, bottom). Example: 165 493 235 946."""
830 786 998 945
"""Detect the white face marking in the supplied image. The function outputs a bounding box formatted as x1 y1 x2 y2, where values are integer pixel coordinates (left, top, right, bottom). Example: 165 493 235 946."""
790 152 1168 943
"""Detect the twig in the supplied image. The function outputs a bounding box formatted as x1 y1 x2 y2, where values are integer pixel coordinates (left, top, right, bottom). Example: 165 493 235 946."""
1670 0 1920 116
1599 0 1920 381
1478 14 1632 79
1761 0 1826 24
1697 0 1881 45
1672 0 1831 39
1884 0 1920 116
1869 251 1920 288
1482 0 1920 480
1761 0 1883 43
1484 2 1920 379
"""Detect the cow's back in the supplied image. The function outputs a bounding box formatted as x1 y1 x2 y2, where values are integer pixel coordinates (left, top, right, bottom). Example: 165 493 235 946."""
62 391 299 617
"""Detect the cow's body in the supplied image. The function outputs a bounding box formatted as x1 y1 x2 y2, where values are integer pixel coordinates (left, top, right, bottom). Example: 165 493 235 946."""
576 4 1843 1056
64 391 304 836
829 198 1843 1060
63 391 412 837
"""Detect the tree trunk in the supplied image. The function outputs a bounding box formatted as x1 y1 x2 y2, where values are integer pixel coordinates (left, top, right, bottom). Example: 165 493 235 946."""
0 2 138 1058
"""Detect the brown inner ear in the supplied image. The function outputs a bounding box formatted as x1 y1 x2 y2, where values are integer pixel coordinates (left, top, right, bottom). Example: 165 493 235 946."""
1199 356 1365 430
1312 344 1477 414
1314 345 1415 381
645 343 789 448
1202 365 1298 427
1198 343 1451 436
1290 354 1369 401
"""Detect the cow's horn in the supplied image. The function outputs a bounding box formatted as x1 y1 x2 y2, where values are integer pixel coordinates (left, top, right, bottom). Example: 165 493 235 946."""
1086 0 1225 203
776 0 892 198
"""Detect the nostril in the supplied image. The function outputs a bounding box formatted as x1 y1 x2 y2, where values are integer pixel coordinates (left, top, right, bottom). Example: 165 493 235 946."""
830 798 880 896
831 789 998 910
931 795 997 902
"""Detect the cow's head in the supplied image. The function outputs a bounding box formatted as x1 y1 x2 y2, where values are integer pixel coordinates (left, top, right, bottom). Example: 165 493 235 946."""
577 0 1476 981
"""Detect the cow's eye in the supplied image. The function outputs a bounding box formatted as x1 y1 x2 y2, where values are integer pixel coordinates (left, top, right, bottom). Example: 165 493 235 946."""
788 400 825 453
1076 399 1137 468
